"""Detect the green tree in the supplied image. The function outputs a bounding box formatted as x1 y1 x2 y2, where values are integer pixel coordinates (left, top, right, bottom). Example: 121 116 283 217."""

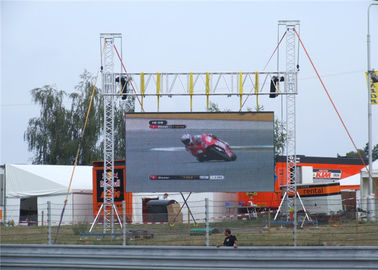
24 86 71 164
344 149 366 159
24 71 133 165
340 143 378 161
207 102 221 112
114 90 135 160
69 71 104 164
363 143 378 161
273 119 287 155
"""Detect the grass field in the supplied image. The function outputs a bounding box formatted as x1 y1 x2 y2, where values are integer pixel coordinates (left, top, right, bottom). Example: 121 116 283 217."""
1 218 378 246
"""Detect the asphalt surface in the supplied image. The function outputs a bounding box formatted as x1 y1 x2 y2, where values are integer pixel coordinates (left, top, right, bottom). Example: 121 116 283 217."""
126 127 274 192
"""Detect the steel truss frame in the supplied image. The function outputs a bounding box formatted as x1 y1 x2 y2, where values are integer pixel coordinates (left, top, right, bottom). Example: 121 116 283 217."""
90 34 123 234
95 21 303 235
112 71 288 97
110 72 288 111
273 21 310 246
285 21 299 222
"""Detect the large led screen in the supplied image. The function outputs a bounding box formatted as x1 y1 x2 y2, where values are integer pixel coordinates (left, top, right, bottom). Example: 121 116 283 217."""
125 112 274 192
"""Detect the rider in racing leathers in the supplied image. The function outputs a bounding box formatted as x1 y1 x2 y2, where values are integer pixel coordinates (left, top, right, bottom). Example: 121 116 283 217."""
180 133 203 155
180 133 220 157
181 133 201 146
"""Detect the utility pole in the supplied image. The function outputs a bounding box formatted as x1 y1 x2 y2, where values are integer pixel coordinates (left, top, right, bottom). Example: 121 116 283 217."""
367 2 377 222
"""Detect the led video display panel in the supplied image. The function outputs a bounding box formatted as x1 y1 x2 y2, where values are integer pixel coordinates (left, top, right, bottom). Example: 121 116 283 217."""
125 112 274 192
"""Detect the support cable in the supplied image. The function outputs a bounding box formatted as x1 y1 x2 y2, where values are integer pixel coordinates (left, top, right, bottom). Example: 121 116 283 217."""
113 44 145 112
239 30 287 111
293 28 375 189
263 31 288 72
53 65 102 244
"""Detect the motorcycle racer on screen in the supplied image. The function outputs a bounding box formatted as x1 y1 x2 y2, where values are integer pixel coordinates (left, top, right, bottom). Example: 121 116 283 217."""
180 133 237 162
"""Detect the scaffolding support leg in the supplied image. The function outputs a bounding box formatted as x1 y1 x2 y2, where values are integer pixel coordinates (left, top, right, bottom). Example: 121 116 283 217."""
275 191 311 228
89 203 123 232
89 204 104 232
171 192 192 224
297 193 310 221
180 192 197 225
274 192 287 220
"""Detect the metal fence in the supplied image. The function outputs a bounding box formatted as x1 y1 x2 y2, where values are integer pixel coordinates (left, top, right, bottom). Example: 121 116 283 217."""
1 195 378 246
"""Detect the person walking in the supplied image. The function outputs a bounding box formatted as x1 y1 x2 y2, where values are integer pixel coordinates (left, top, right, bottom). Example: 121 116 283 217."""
217 228 238 248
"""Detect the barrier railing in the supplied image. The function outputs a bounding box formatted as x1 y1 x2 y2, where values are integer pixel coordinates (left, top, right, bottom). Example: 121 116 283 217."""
1 198 377 246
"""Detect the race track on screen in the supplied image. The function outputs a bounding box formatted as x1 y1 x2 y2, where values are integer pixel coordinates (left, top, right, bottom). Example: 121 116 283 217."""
126 123 274 192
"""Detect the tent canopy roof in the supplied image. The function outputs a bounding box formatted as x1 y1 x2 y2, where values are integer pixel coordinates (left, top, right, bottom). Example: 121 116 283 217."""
5 164 92 198
361 160 378 178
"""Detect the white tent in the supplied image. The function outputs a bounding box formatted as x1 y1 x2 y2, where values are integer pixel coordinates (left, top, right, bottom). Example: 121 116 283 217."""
360 160 378 214
339 173 361 188
2 164 93 226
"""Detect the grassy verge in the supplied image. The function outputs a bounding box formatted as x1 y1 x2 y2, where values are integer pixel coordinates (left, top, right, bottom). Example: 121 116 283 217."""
1 218 377 246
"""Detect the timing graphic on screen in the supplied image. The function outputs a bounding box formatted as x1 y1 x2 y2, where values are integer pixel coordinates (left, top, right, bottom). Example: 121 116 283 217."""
125 112 274 192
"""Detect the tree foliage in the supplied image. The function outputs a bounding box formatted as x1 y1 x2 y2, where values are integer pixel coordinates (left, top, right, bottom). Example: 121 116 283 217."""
273 119 287 155
344 149 366 159
207 102 221 112
342 143 378 161
113 92 135 159
364 143 378 161
24 86 71 164
24 71 133 165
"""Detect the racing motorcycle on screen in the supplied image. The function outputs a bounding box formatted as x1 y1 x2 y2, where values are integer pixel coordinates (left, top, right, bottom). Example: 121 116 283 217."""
181 133 237 162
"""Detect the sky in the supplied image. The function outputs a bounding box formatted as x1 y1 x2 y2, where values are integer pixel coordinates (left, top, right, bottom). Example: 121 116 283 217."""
1 0 378 165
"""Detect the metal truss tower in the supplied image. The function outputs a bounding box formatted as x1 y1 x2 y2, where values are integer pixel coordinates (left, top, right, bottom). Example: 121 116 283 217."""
102 34 116 234
281 20 300 244
90 33 123 234
273 21 309 247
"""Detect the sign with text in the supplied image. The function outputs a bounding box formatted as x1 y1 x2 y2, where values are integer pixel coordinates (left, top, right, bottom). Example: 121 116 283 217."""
366 71 378 105
95 169 124 202
313 169 342 180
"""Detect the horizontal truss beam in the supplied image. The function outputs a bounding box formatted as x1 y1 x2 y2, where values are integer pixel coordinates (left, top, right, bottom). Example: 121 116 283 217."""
111 71 292 96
